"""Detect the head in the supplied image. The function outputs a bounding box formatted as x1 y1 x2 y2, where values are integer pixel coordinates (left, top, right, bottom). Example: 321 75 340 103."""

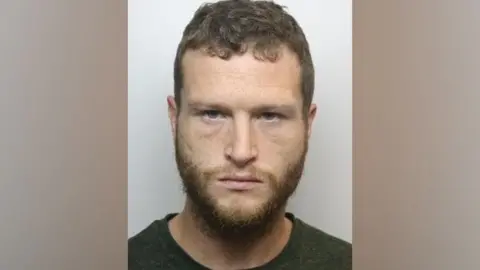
168 0 316 240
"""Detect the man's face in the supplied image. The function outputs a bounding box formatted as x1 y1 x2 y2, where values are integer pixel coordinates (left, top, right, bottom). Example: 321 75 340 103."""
168 47 316 235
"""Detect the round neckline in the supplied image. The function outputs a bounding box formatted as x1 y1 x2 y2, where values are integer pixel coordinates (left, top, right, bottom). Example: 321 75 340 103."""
160 212 302 269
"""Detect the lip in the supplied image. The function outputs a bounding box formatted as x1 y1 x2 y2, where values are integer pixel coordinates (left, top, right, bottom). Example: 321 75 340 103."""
219 175 262 182
217 175 262 191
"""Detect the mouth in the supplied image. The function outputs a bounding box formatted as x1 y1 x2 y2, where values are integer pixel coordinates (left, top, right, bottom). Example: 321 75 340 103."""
217 175 263 191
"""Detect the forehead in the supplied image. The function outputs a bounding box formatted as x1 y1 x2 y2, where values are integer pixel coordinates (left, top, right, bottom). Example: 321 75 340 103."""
181 47 302 105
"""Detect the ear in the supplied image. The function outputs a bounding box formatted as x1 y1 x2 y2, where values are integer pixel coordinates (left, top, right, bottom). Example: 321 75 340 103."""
307 104 317 138
167 95 178 138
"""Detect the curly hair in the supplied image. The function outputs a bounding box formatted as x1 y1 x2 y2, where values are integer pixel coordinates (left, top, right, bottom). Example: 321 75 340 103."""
173 0 314 115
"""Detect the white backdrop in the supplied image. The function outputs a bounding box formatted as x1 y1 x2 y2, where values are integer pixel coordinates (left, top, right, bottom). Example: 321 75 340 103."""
128 0 352 242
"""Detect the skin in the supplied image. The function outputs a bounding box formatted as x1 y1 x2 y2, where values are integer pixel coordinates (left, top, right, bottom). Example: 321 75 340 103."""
167 46 317 270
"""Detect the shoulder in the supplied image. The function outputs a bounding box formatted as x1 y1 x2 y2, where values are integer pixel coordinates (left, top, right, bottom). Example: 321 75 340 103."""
128 219 162 251
292 216 352 269
128 215 177 269
297 218 351 253
128 220 163 263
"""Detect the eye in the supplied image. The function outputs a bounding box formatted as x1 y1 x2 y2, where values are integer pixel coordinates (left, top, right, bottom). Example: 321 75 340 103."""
201 110 225 121
260 112 283 122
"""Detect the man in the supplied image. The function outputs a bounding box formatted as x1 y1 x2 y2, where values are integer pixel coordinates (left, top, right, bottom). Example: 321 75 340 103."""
128 0 351 269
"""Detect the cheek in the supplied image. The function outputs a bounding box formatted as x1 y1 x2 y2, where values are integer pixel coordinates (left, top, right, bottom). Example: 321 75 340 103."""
257 123 305 151
178 123 226 165
183 116 228 141
256 129 306 168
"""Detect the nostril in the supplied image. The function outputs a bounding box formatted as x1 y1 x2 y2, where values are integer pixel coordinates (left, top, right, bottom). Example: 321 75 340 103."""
225 144 257 167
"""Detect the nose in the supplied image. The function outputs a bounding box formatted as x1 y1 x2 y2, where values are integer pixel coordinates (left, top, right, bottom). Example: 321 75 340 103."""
224 115 258 167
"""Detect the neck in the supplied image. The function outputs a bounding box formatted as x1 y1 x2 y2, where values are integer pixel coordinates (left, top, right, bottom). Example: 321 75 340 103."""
168 204 292 270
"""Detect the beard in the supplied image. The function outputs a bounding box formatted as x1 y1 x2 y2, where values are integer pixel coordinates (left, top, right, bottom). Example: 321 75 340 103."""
174 128 308 244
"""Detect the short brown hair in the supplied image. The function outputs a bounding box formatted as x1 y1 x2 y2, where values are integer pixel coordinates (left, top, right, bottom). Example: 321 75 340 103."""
173 0 314 114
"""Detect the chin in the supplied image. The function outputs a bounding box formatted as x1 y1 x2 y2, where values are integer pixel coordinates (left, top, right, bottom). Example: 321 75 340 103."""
215 197 269 219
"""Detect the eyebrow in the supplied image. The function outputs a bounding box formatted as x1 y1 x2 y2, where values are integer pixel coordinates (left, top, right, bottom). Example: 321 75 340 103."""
251 104 297 115
186 101 298 115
